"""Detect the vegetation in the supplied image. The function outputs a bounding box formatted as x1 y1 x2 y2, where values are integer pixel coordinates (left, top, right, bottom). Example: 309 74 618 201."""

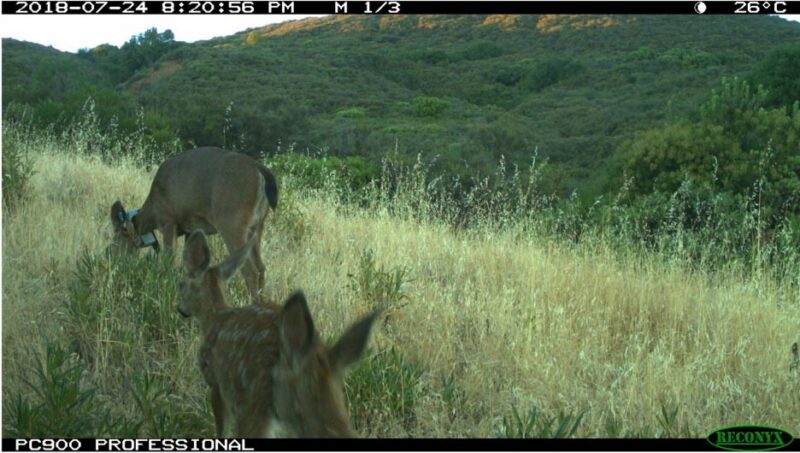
4 15 800 195
3 28 180 146
2 112 798 437
618 77 800 252
2 122 36 210
750 43 800 109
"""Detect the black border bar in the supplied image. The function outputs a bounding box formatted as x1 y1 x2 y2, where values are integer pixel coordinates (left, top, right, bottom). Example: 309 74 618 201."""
2 1 797 15
0 437 736 451
4 436 799 451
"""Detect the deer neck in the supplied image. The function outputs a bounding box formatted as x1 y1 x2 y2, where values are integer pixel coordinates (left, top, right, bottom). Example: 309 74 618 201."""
196 276 230 336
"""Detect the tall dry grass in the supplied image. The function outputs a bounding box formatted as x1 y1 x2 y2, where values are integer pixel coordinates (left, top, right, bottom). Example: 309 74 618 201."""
2 119 798 438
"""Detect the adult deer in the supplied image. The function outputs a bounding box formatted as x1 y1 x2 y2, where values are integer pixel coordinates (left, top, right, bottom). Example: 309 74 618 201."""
178 230 378 438
110 147 278 302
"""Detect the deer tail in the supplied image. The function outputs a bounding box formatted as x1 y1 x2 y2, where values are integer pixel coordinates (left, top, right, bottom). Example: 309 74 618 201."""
258 166 279 211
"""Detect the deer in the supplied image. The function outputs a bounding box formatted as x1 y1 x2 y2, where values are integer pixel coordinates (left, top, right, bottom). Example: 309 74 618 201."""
110 147 278 303
178 229 379 438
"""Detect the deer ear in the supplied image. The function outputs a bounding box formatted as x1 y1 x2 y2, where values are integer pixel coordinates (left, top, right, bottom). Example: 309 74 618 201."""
111 201 127 229
329 311 379 372
183 230 211 275
279 291 316 363
217 234 255 283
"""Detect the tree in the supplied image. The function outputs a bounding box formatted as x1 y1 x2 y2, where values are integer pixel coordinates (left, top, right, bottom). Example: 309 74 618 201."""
120 28 177 75
751 44 800 108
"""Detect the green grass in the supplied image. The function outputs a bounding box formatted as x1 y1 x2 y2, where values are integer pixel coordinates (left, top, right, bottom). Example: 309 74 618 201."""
495 405 585 439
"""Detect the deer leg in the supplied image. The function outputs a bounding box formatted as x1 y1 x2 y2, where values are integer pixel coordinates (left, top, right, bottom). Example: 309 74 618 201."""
160 222 177 250
250 220 267 292
158 222 178 263
210 385 226 438
241 259 261 304
220 229 261 304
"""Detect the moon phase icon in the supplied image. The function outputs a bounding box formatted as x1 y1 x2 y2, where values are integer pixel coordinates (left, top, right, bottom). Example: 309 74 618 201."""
694 2 707 13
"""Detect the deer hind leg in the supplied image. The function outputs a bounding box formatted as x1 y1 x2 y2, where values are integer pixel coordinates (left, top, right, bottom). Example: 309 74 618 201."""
210 384 226 438
220 227 261 304
249 219 267 291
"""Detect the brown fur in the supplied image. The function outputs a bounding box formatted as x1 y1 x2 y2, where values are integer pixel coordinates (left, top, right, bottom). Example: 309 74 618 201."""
110 147 278 302
179 230 378 438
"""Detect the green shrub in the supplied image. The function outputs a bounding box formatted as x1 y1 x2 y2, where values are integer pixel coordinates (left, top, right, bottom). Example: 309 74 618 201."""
270 152 380 193
382 123 447 135
657 47 720 68
495 404 585 438
2 136 35 210
336 107 367 119
130 370 212 437
347 247 411 310
521 58 585 92
4 342 140 437
490 62 531 86
629 46 656 61
622 77 800 224
345 347 423 433
457 41 503 61
412 96 450 118
411 48 450 64
270 183 310 244
65 249 184 370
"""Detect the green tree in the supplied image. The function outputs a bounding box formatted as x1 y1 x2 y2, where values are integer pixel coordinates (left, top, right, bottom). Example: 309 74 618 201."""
751 44 800 108
120 28 177 76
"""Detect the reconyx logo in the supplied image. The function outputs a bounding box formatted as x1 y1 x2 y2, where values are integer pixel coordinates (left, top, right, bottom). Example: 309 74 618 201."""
707 425 795 451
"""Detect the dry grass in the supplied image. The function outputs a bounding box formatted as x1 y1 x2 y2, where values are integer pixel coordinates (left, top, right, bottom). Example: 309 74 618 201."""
3 137 799 438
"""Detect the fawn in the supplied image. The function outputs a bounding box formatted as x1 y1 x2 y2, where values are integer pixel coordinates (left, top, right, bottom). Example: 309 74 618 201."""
178 229 378 438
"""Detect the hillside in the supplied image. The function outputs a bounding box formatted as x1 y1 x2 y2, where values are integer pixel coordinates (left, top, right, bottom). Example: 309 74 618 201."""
2 39 114 110
3 14 800 195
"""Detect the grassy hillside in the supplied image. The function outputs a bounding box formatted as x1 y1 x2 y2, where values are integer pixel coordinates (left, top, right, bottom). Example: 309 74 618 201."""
2 39 112 105
3 119 798 438
4 15 800 195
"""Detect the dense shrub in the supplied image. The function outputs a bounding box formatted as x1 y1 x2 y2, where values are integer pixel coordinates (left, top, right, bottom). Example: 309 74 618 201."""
270 152 380 193
622 77 800 224
520 57 585 92
2 132 35 210
411 96 450 118
657 47 720 68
